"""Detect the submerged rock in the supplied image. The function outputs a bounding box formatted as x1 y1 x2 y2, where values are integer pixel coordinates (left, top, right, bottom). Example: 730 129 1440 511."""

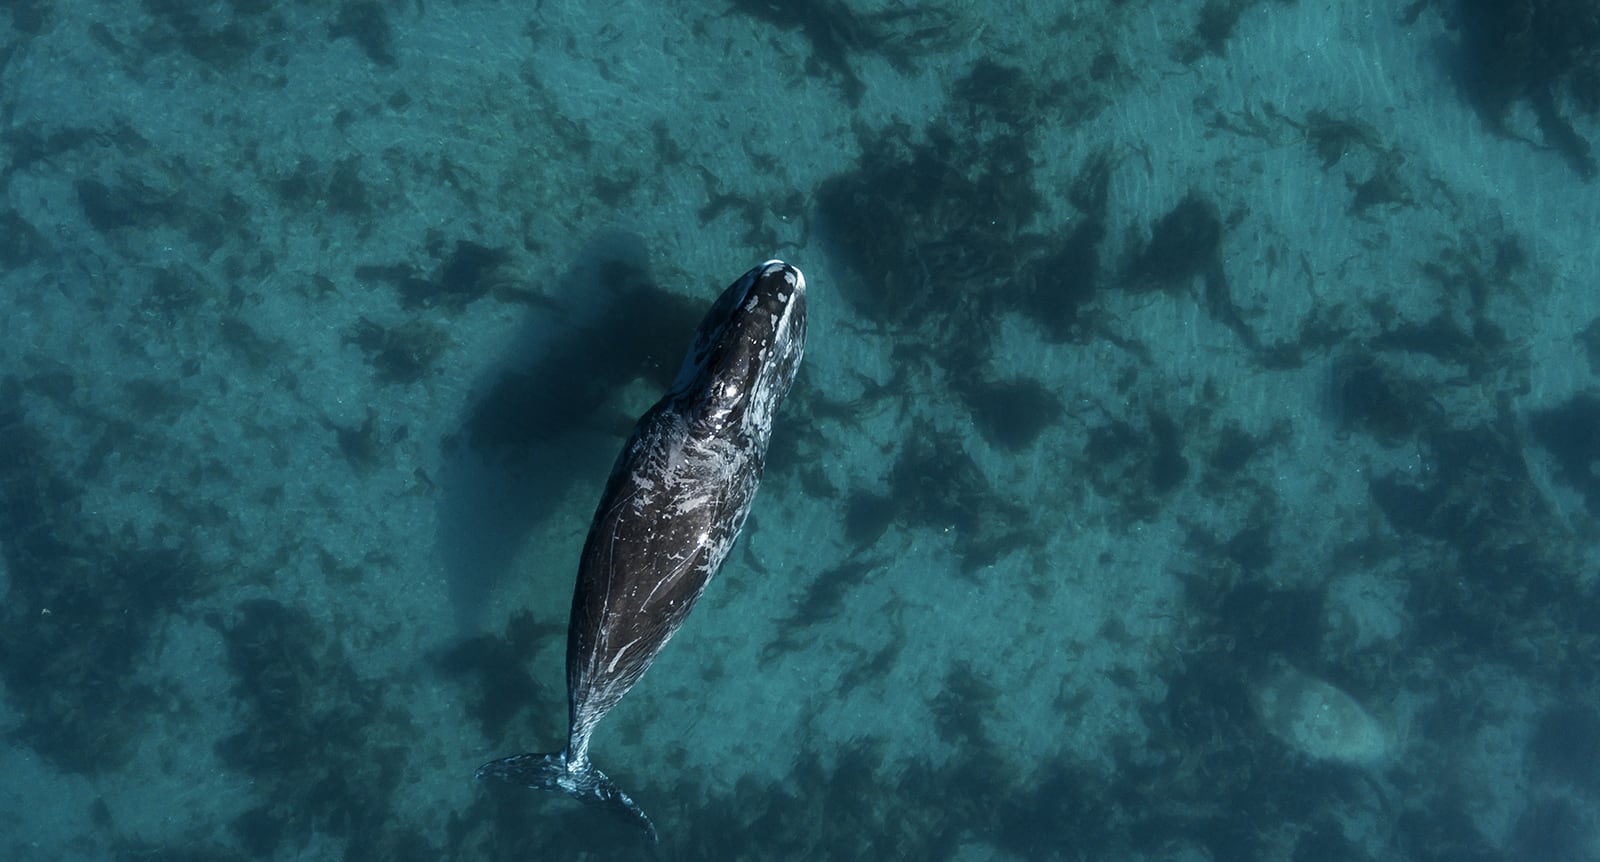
1252 667 1391 766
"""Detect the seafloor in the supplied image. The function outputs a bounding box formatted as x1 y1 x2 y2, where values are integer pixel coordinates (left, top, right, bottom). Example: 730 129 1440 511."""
1 1 1598 860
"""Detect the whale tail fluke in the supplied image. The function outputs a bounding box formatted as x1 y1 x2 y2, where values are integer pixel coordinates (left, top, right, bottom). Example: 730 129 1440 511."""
476 751 659 844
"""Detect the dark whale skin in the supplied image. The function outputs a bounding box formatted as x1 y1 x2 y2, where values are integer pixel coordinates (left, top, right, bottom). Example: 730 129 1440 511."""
476 260 807 844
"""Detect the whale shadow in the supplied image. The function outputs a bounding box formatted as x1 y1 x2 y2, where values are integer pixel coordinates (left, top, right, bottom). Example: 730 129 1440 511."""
433 232 707 635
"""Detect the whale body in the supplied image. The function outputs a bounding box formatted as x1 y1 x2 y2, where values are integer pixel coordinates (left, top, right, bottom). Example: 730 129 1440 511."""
475 260 808 843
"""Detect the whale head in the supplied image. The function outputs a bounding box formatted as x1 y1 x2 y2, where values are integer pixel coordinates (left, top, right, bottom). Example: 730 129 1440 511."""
670 260 807 441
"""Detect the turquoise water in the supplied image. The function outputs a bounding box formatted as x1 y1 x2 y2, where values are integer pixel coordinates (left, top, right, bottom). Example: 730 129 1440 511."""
2 1 1598 860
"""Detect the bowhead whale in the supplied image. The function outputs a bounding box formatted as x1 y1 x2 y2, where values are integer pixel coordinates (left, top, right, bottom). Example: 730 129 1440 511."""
476 260 808 843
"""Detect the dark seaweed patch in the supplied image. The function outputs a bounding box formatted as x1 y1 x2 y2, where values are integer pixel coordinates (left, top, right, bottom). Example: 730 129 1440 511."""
1018 150 1113 343
434 611 561 743
274 157 321 206
1392 796 1504 862
1293 817 1369 862
1369 312 1480 363
2 125 104 181
843 490 896 547
1323 353 1433 444
327 156 372 217
1220 582 1323 662
816 119 1042 349
0 379 212 773
355 239 512 310
1132 194 1222 286
434 240 511 306
2 546 207 772
1529 705 1600 792
1346 153 1413 213
1439 0 1600 177
330 1 398 67
951 59 1041 129
1190 0 1248 59
1528 392 1600 514
886 425 1034 572
1069 145 1114 216
1511 797 1594 861
330 407 385 473
817 134 970 327
836 627 905 694
1372 425 1542 542
991 759 1120 860
6 0 50 33
1414 241 1503 322
730 0 864 101
1082 408 1190 522
210 599 428 859
123 377 193 421
141 264 209 319
930 661 999 747
219 315 283 372
1127 194 1262 349
813 56 1063 426
955 375 1064 452
1220 520 1274 573
1580 317 1600 374
0 210 48 267
1147 410 1189 491
762 556 877 664
1024 215 1100 340
693 168 807 251
650 119 685 168
140 0 260 69
1359 413 1595 689
723 0 885 104
1301 110 1383 169
1150 654 1260 781
1205 421 1265 477
76 176 178 232
344 317 447 385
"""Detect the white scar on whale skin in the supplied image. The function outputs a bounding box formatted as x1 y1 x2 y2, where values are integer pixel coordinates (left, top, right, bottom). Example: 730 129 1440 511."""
604 637 644 675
